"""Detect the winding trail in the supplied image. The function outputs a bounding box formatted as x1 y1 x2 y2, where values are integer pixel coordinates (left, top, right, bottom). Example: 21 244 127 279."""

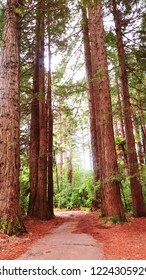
19 211 103 260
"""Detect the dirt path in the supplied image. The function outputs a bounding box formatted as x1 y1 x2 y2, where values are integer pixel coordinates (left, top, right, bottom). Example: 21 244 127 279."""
18 211 103 260
1 209 146 260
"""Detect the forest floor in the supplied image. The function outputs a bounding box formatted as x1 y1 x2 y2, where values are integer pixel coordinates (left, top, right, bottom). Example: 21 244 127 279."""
0 209 146 260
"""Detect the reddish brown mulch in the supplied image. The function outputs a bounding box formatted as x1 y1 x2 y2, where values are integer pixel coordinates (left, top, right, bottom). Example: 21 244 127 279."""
0 215 65 260
0 211 146 260
74 212 146 260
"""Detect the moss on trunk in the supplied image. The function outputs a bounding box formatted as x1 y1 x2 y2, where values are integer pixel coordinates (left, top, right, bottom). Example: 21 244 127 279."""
0 216 26 236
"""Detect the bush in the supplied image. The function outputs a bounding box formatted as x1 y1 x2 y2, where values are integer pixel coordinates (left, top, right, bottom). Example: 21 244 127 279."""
118 159 132 211
54 170 95 209
20 166 30 213
54 188 72 209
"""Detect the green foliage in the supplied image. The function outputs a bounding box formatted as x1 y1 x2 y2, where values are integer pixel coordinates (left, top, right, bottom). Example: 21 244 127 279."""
0 216 26 235
103 215 124 224
54 188 72 209
15 8 22 15
121 179 132 212
20 167 30 213
116 159 146 214
54 170 95 209
105 31 117 49
110 216 122 224
0 2 5 47
117 159 132 211
141 165 146 200
115 135 126 146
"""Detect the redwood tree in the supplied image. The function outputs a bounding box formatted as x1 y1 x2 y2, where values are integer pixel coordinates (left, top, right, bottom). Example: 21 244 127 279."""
28 13 40 216
87 0 126 220
81 5 99 185
47 32 54 218
0 0 26 235
112 0 146 217
29 0 48 219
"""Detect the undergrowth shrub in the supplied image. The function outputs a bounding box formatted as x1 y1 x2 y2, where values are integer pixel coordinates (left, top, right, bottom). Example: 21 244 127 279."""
118 159 132 212
20 166 30 213
54 169 95 209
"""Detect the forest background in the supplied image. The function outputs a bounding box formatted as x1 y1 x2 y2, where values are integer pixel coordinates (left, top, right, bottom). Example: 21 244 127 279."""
0 0 146 235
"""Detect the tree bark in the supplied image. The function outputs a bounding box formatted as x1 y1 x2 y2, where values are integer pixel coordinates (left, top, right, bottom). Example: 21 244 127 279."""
28 30 40 216
116 76 125 139
137 90 146 163
81 5 99 183
59 113 63 179
29 0 48 219
88 2 104 210
112 0 146 217
0 0 26 235
88 0 126 220
68 139 73 185
47 36 54 219
133 114 144 165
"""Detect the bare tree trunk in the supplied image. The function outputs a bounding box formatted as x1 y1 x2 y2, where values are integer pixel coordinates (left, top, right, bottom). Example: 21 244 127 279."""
112 0 146 217
36 0 48 220
28 28 40 216
133 115 144 165
137 91 146 163
29 0 48 219
88 0 126 220
0 0 26 235
81 5 99 183
59 113 63 179
81 124 86 171
88 3 104 210
116 76 125 139
68 139 73 185
114 122 120 136
47 36 54 219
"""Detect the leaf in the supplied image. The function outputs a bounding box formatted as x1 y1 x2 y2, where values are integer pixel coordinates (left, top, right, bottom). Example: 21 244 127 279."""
15 8 22 15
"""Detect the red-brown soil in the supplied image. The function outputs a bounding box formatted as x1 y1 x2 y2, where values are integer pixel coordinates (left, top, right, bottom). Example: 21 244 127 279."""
74 211 146 260
0 210 146 260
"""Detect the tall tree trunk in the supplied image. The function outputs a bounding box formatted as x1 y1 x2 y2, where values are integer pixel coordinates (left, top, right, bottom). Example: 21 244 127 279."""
88 3 104 209
116 75 128 168
68 139 73 185
141 125 146 163
36 0 48 220
138 91 146 163
116 76 125 139
37 22 48 220
81 5 99 183
28 31 40 217
47 36 54 219
0 0 26 235
133 115 144 165
29 0 48 219
88 0 126 220
114 121 120 136
112 0 146 217
59 113 63 179
54 151 60 191
81 124 86 171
